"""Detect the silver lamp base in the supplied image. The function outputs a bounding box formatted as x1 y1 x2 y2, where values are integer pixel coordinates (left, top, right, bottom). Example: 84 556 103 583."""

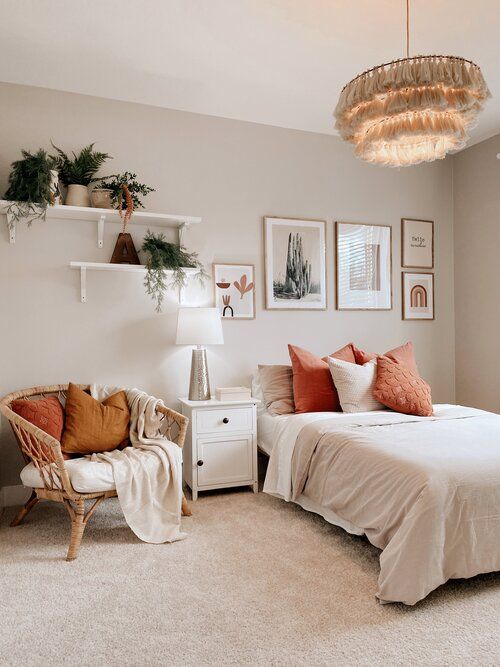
188 347 211 401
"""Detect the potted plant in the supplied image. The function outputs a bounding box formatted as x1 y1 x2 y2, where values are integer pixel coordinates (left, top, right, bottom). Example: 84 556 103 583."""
51 143 111 207
91 172 154 210
142 231 208 312
3 148 60 227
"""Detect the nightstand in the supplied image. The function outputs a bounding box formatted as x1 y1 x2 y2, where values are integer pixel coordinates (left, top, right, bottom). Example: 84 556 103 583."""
179 398 259 501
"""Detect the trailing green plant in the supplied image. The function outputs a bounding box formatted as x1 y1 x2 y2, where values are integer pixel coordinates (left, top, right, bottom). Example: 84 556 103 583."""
4 148 57 226
93 172 154 210
142 230 208 312
51 142 111 185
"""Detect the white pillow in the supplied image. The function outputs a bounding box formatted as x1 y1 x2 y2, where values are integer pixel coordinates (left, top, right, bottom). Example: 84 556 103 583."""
327 357 385 413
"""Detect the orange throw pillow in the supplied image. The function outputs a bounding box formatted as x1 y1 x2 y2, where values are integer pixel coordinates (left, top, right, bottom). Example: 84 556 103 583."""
11 395 69 460
288 343 357 413
354 341 419 375
373 356 433 417
62 383 130 455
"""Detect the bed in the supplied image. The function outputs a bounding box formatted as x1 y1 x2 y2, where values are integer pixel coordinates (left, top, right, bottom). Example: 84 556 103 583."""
258 404 500 605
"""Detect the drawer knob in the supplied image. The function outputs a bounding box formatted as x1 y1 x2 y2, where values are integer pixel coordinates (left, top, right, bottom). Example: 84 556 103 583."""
222 417 229 424
197 459 204 467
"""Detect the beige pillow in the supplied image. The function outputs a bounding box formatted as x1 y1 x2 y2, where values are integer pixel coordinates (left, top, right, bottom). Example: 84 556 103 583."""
258 365 295 415
327 357 385 413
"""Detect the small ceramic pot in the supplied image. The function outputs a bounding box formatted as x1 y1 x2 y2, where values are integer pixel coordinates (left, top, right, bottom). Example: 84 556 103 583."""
49 170 61 205
90 188 113 209
65 184 90 207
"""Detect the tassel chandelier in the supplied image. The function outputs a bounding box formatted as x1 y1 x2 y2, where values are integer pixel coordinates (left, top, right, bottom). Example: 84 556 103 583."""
334 0 491 167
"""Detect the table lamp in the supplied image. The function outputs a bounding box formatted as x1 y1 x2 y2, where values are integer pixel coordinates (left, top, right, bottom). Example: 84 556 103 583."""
176 307 224 401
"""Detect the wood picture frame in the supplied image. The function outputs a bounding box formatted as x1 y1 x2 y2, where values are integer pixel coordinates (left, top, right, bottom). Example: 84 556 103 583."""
401 218 434 269
264 216 327 310
335 221 392 311
213 263 256 319
402 271 435 320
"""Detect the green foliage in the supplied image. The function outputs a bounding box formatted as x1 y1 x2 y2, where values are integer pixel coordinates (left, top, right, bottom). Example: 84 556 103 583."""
93 172 154 210
142 230 208 312
4 149 56 226
51 142 111 186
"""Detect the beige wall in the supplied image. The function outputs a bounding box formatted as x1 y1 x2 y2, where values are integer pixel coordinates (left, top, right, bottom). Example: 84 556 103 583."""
0 83 455 487
453 134 500 411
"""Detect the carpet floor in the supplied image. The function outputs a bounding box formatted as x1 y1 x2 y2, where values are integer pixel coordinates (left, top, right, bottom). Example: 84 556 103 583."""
1 477 500 666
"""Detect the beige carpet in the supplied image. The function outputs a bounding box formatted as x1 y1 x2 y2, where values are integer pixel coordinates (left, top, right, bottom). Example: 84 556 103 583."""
1 480 500 666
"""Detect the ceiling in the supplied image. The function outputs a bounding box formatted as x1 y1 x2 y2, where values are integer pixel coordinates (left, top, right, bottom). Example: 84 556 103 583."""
1 0 499 147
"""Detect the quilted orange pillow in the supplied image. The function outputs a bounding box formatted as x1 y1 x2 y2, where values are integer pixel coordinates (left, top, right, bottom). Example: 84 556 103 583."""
288 343 357 413
373 356 433 417
354 341 419 375
61 383 130 455
11 395 70 460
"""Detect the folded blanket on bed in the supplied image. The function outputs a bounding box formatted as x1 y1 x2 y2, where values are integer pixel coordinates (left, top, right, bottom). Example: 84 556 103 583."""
264 405 500 605
90 384 186 544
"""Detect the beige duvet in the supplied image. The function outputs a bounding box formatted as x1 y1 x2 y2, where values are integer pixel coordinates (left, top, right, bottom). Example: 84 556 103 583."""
264 405 500 605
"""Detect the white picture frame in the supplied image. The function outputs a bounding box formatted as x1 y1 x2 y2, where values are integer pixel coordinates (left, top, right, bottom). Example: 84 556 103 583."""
336 222 392 310
402 272 434 320
213 263 255 319
401 218 434 269
264 217 326 310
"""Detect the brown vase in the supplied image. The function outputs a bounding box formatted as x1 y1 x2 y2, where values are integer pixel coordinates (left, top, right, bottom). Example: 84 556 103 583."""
110 233 141 265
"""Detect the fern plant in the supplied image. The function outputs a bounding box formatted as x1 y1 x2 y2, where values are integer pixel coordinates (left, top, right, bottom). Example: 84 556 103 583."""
4 149 57 226
142 231 208 312
51 143 111 185
93 172 154 210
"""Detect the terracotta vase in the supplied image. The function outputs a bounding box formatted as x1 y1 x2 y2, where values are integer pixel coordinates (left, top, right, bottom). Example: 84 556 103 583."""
65 184 90 207
90 189 113 209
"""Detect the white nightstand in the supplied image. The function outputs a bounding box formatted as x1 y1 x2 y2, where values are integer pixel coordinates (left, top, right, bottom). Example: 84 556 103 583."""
179 398 259 501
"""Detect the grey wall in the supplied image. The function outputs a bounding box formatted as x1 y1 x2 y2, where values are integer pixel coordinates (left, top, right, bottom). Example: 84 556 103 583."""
453 133 500 411
0 83 456 487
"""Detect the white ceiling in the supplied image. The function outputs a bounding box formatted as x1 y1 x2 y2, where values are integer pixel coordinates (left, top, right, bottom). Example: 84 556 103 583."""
1 0 499 146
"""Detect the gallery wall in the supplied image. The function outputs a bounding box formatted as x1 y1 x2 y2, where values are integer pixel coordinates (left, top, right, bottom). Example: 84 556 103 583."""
453 133 500 411
0 82 455 489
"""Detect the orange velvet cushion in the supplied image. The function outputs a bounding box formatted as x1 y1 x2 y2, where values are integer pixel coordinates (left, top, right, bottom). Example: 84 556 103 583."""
373 356 433 417
11 395 69 459
61 383 130 455
353 341 419 375
288 343 357 413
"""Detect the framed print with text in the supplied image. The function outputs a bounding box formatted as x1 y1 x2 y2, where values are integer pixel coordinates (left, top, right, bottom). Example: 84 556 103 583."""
401 218 434 269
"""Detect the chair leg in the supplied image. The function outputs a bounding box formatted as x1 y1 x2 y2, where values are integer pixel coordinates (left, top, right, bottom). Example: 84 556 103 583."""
66 499 86 561
10 491 38 527
181 492 192 517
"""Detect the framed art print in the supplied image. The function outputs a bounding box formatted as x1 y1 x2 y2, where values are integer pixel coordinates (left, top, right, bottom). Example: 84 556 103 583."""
213 263 255 319
402 272 434 320
264 217 326 310
401 218 434 269
335 222 392 310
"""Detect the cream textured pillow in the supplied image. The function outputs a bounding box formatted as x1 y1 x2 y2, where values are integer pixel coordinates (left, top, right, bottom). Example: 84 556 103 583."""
258 364 295 415
327 357 385 413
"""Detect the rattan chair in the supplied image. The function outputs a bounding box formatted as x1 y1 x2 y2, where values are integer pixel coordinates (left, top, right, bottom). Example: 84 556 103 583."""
0 384 191 560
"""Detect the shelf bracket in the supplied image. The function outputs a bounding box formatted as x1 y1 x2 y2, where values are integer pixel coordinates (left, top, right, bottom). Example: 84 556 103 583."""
7 213 15 244
80 266 87 303
179 221 190 245
97 214 106 248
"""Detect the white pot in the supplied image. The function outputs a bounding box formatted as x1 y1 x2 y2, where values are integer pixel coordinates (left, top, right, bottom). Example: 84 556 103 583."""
49 170 61 205
65 184 90 207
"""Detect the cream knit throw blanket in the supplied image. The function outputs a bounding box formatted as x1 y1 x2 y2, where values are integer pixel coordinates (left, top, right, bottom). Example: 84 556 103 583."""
90 385 186 544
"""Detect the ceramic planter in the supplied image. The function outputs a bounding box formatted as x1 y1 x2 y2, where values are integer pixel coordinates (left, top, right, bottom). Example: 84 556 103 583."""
65 184 90 207
49 170 61 205
90 188 113 209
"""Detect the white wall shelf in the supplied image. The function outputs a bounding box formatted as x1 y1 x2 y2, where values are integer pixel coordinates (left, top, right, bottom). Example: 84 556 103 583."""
70 261 199 303
1 200 201 245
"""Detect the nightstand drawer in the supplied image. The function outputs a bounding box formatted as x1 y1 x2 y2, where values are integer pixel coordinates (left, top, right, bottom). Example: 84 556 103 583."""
196 406 253 434
197 435 253 486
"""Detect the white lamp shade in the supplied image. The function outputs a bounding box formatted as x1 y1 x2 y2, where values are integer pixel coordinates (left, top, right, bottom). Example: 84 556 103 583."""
176 307 224 346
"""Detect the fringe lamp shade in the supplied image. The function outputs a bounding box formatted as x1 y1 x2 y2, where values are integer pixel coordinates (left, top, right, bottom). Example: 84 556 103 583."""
334 56 491 167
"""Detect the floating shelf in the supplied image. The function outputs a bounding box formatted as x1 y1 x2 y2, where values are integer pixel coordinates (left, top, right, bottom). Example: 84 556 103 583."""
70 261 199 303
0 201 201 245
